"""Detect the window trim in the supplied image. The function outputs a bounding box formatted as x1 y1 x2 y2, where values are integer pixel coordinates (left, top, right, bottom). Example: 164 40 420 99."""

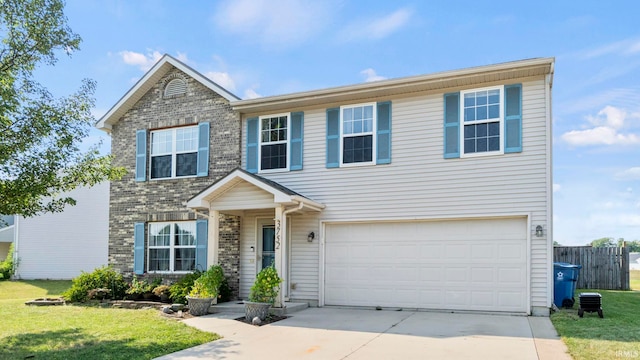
258 112 291 173
147 221 196 274
339 102 377 167
459 85 504 158
149 126 199 180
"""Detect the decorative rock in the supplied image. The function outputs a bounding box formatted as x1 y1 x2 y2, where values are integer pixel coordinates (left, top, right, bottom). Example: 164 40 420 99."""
171 304 185 312
162 306 174 314
252 316 262 325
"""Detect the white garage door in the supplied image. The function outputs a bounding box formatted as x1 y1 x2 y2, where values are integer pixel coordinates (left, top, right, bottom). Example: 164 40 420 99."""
324 218 528 313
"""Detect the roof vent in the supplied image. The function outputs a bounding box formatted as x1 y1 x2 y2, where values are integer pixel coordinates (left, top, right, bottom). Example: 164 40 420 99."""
164 78 186 98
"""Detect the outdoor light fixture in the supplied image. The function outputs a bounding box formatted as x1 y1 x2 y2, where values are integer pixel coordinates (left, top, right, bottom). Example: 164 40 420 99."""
535 225 543 237
307 232 315 242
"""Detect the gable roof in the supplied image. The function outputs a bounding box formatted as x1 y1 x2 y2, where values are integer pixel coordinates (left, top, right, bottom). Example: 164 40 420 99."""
95 54 240 133
231 57 555 114
187 168 324 211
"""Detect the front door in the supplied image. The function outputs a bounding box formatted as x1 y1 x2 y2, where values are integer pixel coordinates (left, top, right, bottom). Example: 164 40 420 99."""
261 224 275 270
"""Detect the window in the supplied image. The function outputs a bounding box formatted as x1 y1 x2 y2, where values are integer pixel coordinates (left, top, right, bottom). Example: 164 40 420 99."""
259 114 289 171
150 126 198 179
148 222 196 272
461 86 503 156
340 103 376 165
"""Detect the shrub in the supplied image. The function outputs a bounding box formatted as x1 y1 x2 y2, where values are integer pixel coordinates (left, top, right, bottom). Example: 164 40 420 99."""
169 270 202 304
219 277 232 303
189 265 225 299
63 266 128 302
126 275 152 296
0 243 15 280
248 264 282 304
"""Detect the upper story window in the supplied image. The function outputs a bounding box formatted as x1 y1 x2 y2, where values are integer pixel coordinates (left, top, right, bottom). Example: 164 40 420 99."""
260 114 289 171
148 221 196 272
150 126 198 179
461 86 503 156
340 103 376 165
443 84 521 159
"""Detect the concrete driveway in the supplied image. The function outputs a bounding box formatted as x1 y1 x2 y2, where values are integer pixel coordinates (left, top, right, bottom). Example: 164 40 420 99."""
155 308 571 360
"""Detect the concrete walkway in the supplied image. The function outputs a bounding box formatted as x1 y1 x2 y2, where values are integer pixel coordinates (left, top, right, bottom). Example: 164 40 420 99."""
156 308 571 360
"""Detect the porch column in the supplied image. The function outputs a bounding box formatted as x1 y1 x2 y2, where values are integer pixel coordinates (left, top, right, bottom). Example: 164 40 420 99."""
274 206 287 307
208 210 220 267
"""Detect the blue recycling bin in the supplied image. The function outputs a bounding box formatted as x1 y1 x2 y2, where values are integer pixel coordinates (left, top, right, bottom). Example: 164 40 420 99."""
553 262 582 308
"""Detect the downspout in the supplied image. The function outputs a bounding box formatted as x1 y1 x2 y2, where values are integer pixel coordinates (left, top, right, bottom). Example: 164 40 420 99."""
12 216 19 279
545 67 554 312
280 201 305 301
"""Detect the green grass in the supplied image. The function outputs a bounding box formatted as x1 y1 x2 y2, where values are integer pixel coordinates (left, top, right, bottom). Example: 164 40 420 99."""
0 280 219 359
551 283 640 360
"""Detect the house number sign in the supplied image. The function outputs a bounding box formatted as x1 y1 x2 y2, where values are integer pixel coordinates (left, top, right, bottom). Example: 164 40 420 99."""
275 219 281 250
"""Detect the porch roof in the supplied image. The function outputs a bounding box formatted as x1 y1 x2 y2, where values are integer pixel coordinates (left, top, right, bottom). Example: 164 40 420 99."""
186 168 325 213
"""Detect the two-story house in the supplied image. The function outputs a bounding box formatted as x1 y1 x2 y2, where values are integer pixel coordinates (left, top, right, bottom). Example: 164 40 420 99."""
99 56 555 316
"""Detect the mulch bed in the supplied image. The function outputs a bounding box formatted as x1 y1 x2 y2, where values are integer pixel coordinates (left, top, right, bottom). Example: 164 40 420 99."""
235 315 289 326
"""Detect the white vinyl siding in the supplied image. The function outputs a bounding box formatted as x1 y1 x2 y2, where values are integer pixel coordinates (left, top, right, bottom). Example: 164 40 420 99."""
242 79 550 309
14 183 109 279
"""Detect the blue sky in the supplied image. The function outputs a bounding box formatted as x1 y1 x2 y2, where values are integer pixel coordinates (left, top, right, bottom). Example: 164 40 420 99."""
36 0 640 245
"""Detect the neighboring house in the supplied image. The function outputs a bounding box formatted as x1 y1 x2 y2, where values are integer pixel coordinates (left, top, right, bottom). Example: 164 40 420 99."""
0 215 14 260
99 55 555 316
8 183 109 279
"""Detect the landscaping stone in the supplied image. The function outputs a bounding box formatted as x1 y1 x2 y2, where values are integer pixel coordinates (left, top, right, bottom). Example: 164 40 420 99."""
252 317 262 325
171 304 185 312
162 306 174 314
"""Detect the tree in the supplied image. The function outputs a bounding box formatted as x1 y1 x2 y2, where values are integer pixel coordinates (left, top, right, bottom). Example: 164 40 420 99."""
590 237 615 247
0 0 123 217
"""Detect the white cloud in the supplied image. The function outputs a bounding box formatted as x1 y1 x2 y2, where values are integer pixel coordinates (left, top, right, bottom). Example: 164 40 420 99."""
562 126 640 146
562 105 640 146
615 167 640 181
553 184 561 193
213 0 331 46
360 68 386 82
581 37 640 59
340 8 413 41
205 71 236 91
119 50 163 71
244 88 262 99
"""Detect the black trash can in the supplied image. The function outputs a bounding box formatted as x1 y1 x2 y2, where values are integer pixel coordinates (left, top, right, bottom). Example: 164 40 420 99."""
553 262 582 308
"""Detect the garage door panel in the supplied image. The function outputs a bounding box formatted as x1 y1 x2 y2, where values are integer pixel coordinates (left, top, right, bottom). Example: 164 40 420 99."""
325 218 528 312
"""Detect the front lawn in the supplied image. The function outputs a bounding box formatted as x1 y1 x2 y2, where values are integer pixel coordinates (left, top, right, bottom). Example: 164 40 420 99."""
551 275 640 360
0 280 219 360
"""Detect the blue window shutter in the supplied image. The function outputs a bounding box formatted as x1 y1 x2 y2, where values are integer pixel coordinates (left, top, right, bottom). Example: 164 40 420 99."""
133 223 145 275
135 130 147 181
326 108 340 168
290 112 304 171
376 101 392 164
196 122 210 177
195 219 208 271
443 93 460 158
246 117 259 173
504 84 523 153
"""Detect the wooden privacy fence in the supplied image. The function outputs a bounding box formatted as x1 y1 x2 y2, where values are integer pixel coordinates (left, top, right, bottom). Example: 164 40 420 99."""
554 246 630 290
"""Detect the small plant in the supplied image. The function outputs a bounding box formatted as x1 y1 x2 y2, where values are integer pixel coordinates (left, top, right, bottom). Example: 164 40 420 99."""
126 275 152 298
189 265 225 299
62 266 128 302
169 271 202 304
0 243 15 280
152 284 170 297
248 264 282 304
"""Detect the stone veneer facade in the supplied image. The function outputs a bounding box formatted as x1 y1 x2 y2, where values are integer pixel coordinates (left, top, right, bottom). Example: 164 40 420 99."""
108 67 242 297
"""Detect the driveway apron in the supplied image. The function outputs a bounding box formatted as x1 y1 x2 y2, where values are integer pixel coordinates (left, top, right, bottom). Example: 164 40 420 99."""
154 307 571 360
